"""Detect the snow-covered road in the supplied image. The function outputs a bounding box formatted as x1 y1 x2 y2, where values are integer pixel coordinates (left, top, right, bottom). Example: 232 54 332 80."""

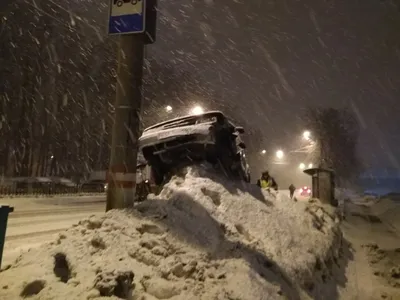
1 195 106 266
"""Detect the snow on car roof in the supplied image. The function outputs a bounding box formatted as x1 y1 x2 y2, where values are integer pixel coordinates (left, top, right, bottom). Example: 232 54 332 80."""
143 110 225 132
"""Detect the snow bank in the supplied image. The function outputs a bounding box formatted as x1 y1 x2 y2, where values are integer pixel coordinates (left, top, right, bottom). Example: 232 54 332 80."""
0 166 346 300
341 188 400 234
363 243 400 293
335 188 378 206
369 197 400 233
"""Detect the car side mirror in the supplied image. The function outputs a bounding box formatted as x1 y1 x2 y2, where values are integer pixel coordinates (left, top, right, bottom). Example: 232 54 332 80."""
235 126 245 134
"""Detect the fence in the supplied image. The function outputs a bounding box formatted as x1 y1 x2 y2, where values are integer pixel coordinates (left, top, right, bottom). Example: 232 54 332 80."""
0 185 106 197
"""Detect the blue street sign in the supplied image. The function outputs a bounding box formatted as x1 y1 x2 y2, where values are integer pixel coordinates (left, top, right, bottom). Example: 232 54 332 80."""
109 0 146 35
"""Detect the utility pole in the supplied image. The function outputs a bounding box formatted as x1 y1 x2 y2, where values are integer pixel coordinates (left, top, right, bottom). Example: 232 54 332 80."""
106 0 157 211
106 34 144 211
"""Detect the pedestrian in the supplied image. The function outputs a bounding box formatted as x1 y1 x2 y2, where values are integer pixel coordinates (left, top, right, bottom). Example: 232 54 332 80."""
289 184 296 199
257 171 278 191
257 171 270 189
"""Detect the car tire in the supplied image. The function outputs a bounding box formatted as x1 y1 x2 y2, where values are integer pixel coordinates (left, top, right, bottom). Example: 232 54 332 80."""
205 148 218 165
136 182 151 201
142 148 166 186
237 166 251 183
245 172 251 183
150 162 165 186
230 151 250 182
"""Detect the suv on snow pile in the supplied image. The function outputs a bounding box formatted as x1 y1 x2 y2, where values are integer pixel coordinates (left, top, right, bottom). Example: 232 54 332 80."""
139 111 251 185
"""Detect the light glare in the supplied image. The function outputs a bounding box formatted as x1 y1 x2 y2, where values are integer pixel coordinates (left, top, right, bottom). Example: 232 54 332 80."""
191 106 204 115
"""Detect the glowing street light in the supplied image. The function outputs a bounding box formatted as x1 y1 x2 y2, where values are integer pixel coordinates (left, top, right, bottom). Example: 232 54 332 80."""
276 150 284 159
165 105 173 112
303 130 311 141
308 163 313 168
191 106 204 115
299 163 305 170
261 149 266 155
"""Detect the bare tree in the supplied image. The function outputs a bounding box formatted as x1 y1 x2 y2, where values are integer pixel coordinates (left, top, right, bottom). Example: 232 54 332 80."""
0 0 203 179
304 107 362 182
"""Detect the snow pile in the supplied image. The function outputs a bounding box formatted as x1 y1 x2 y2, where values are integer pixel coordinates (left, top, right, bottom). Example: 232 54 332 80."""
335 188 379 206
369 197 400 233
0 166 346 300
335 188 360 202
363 243 400 291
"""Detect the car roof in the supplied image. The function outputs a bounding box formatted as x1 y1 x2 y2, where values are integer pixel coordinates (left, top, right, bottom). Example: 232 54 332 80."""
143 110 226 132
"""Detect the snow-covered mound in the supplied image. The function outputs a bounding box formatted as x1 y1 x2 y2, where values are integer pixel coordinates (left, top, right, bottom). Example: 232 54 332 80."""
0 166 346 300
367 197 400 233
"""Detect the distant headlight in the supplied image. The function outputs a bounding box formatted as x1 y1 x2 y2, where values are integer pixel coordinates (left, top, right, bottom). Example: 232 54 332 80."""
144 180 149 183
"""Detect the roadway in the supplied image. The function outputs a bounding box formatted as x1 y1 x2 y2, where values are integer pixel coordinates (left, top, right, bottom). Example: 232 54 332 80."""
1 195 105 266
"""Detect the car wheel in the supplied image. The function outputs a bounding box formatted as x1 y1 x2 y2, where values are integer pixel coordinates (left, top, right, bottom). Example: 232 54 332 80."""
245 172 251 183
142 148 166 185
205 149 218 165
150 163 165 186
234 152 251 183
136 182 151 201
237 166 250 183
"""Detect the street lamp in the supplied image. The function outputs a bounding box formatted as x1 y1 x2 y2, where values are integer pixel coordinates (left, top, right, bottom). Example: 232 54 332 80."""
308 163 313 168
165 105 172 112
261 149 266 155
303 130 311 141
276 150 284 159
191 106 204 115
299 163 305 170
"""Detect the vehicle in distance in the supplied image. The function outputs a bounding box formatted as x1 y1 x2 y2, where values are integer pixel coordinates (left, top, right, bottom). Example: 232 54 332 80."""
80 180 107 193
139 110 250 185
299 186 311 196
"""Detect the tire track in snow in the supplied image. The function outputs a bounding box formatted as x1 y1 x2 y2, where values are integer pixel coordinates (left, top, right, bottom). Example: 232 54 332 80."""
7 212 101 228
5 229 66 241
9 205 104 218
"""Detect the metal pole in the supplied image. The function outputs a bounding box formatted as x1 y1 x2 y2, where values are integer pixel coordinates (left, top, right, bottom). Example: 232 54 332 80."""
106 34 144 211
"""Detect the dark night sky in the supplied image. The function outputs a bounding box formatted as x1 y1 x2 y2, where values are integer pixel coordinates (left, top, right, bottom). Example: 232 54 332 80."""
1 0 399 175
151 0 400 170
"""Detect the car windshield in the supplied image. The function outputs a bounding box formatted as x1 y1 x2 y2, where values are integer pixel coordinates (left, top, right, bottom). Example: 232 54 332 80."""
144 111 224 132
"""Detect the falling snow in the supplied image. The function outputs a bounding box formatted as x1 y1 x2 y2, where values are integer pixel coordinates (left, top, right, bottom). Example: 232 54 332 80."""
0 0 399 181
